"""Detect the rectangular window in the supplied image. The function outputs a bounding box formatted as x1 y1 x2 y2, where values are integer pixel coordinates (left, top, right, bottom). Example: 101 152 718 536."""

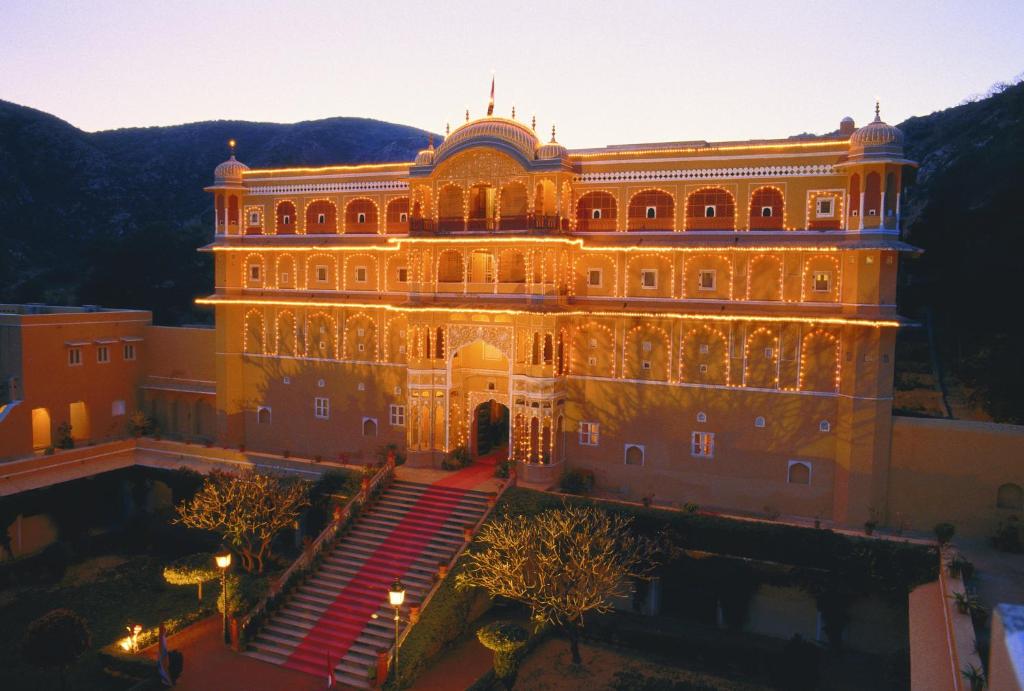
399 212 408 223
389 404 405 426
641 340 652 353
112 400 126 416
282 214 291 225
355 267 368 283
587 268 602 287
249 212 260 225
640 269 657 289
698 269 716 291
314 397 330 419
691 431 715 458
97 345 110 363
813 271 831 293
280 272 291 286
68 348 82 366
579 421 599 446
816 197 834 217
316 265 328 282
249 265 261 281
123 343 136 360
397 267 409 283
587 356 597 367
317 213 326 224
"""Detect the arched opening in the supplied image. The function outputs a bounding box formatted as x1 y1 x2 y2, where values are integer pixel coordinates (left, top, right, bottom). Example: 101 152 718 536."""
997 483 1023 510
227 195 239 229
498 251 526 284
499 182 528 230
543 334 554 365
31 407 51 450
276 201 296 234
865 172 881 218
532 332 541 365
687 188 735 230
306 200 336 234
799 330 840 392
469 184 497 230
438 185 464 232
362 418 378 437
69 401 90 442
435 327 446 360
345 199 378 233
529 417 540 463
747 255 784 301
215 194 225 234
469 250 494 285
473 400 509 458
576 191 617 231
749 187 784 230
849 174 861 223
885 172 898 221
628 190 674 231
437 250 464 284
788 461 811 485
386 197 410 234
534 180 557 228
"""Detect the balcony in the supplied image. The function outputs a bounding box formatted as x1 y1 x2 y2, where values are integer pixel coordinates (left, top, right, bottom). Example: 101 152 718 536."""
686 216 735 231
410 218 436 235
438 218 464 233
576 218 617 232
748 216 784 231
628 218 674 232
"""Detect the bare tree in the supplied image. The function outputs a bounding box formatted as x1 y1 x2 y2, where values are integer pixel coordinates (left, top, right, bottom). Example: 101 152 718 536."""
456 504 655 665
175 470 309 573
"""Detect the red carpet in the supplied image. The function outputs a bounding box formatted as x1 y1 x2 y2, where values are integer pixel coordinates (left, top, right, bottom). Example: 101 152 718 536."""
282 460 497 676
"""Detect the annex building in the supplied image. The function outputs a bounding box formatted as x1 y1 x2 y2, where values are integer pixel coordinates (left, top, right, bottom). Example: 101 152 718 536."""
200 98 916 528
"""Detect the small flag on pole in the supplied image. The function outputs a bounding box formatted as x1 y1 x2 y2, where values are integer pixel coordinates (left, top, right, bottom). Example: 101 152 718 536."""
157 623 172 686
487 75 495 116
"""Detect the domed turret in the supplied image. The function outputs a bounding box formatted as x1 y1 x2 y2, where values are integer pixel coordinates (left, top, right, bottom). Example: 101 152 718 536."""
214 140 248 184
434 116 541 164
839 116 856 136
414 136 436 166
848 104 904 160
536 125 567 160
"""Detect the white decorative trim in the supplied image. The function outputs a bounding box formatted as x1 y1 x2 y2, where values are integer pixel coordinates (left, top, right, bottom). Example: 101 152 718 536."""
248 181 409 196
574 164 837 184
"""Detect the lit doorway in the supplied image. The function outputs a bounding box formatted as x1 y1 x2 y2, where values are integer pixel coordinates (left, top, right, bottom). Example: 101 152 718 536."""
472 400 509 459
31 407 51 450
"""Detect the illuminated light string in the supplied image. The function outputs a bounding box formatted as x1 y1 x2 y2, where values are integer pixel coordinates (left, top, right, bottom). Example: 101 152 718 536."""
743 326 781 388
798 329 842 392
744 254 785 302
806 190 845 230
682 253 734 300
623 323 671 381
800 254 842 303
570 138 850 160
275 310 298 356
303 198 339 235
747 185 788 231
342 197 382 235
305 252 339 291
569 321 616 376
273 199 300 235
683 186 737 232
199 296 901 328
679 324 730 385
625 187 676 232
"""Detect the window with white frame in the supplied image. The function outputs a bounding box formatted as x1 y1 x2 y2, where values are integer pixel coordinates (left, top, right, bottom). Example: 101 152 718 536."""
249 212 260 225
691 431 714 458
704 205 716 218
588 268 602 287
362 417 378 436
624 444 644 465
282 214 291 225
97 345 110 363
587 356 597 367
698 269 716 291
316 265 328 282
698 364 708 374
764 347 774 359
816 197 834 217
646 206 657 219
813 271 831 293
579 421 599 446
699 344 709 354
123 343 136 361
111 400 126 416
787 460 812 485
355 267 368 283
640 269 657 289
592 208 602 220
314 397 330 419
819 420 831 433
280 271 291 286
68 348 82 366
755 416 766 428
257 406 271 424
249 265 261 282
761 206 773 217
397 267 409 283
399 212 408 223
357 212 367 224
642 340 652 353
389 404 405 426
696 411 707 423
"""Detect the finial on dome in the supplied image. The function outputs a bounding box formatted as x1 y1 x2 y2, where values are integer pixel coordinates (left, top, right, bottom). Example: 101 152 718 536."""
465 108 470 122
511 105 516 120
550 124 557 143
531 115 536 131
445 122 450 136
228 139 236 156
428 134 434 150
874 100 881 122
487 73 495 116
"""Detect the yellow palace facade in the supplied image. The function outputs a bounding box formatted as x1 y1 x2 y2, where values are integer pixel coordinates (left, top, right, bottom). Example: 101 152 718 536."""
201 102 916 527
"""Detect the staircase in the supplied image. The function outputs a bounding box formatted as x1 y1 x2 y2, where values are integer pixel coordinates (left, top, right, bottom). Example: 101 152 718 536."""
244 479 491 688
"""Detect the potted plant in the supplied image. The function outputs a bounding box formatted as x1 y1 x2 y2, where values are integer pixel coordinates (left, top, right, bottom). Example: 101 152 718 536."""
962 663 986 691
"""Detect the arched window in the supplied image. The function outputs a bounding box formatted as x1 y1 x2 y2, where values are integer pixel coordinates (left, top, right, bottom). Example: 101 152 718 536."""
787 461 811 485
865 172 881 217
438 185 464 231
435 327 445 360
628 190 674 231
997 483 1023 510
228 195 239 226
624 444 644 466
543 334 553 365
257 407 271 425
687 188 735 230
306 200 336 234
849 174 861 220
532 332 541 365
276 201 297 234
346 199 377 233
386 197 410 233
749 188 784 230
362 418 378 437
576 192 617 231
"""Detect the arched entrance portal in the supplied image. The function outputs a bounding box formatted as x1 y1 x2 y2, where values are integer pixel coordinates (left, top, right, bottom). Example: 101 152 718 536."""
472 400 509 459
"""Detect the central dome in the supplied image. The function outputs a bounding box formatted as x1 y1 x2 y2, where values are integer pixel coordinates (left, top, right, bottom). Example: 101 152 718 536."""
435 117 541 164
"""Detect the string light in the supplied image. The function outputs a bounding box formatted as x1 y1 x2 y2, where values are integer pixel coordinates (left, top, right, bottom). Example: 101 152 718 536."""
243 308 266 354
305 253 339 291
623 323 671 381
800 254 842 302
625 188 677 232
743 326 781 388
747 185 787 231
342 197 381 235
303 199 339 235
275 310 297 356
683 186 737 231
744 254 785 301
798 329 842 392
679 325 729 384
273 200 300 234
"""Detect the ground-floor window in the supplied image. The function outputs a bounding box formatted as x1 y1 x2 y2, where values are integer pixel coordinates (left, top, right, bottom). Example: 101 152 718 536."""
624 444 645 466
691 431 714 458
389 405 405 426
578 421 599 446
314 397 329 419
787 460 812 485
362 417 378 436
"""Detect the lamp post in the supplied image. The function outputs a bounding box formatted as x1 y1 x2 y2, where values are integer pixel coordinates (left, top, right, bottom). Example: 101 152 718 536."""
388 578 406 676
215 551 232 644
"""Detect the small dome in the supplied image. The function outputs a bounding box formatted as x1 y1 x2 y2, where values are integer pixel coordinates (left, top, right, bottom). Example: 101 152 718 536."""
414 145 435 166
435 117 541 163
850 108 904 148
214 155 249 184
536 125 567 160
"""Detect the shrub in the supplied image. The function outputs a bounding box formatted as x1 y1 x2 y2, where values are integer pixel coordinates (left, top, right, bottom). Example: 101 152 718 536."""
477 620 528 685
56 422 74 449
163 552 219 601
441 446 472 470
934 522 956 545
128 410 154 437
559 469 595 495
216 573 270 617
22 608 91 687
494 459 512 479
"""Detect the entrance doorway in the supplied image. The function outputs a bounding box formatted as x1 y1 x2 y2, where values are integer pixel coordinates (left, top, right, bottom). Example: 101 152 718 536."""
472 400 509 458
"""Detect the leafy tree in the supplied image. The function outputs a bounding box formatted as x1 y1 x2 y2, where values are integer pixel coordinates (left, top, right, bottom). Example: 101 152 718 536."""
174 470 309 573
456 504 656 666
21 608 91 690
163 552 219 601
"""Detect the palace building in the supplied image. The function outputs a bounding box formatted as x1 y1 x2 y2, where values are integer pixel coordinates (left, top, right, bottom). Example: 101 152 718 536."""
199 98 917 527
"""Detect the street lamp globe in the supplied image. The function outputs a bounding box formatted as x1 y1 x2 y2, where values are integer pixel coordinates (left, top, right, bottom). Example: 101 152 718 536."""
389 578 406 607
215 552 232 569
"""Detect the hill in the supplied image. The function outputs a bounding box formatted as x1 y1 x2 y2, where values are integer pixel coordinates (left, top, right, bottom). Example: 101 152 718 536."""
0 100 433 323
